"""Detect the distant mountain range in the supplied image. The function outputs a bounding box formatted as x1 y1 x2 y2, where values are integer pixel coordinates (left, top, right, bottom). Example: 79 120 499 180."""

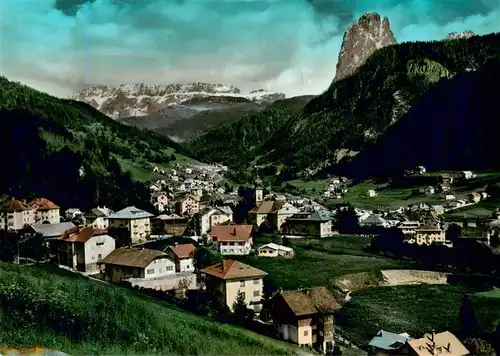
72 83 285 141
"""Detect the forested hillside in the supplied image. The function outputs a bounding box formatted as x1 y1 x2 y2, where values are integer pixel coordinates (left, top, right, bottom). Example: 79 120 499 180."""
0 77 188 210
187 33 500 180
342 60 500 180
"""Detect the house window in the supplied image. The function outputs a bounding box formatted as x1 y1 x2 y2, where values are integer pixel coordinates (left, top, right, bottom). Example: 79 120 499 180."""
166 266 174 272
240 280 245 287
98 254 102 259
147 269 154 274
254 304 262 312
240 292 246 299
304 330 309 336
253 279 260 285
253 290 260 297
96 242 104 246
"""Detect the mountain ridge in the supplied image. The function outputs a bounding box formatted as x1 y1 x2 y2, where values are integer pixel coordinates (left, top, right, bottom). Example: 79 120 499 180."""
72 83 286 119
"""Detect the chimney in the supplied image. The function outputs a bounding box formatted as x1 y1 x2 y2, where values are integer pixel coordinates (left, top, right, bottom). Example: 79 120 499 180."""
232 227 236 235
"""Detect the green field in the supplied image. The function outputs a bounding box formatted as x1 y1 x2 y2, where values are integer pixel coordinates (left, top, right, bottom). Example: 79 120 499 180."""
446 196 500 219
469 288 500 333
0 262 297 355
115 151 200 183
241 236 417 290
335 284 473 345
285 179 330 195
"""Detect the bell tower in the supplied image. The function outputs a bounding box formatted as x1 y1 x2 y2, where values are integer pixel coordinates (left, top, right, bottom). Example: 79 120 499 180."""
254 175 263 206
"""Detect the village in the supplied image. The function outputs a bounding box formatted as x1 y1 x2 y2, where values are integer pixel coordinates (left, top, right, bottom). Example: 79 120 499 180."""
1 164 499 356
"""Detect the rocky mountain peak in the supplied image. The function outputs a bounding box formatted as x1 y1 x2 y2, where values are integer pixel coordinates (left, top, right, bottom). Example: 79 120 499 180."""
334 12 397 82
444 31 477 40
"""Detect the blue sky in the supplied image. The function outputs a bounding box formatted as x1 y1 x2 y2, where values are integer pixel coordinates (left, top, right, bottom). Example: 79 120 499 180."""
1 0 499 97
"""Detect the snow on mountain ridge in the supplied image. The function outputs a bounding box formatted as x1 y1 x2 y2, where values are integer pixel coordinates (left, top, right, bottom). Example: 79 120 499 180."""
72 82 285 119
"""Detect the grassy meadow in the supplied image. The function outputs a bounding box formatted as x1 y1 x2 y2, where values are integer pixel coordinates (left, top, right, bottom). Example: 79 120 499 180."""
0 263 297 355
335 284 473 345
241 235 417 290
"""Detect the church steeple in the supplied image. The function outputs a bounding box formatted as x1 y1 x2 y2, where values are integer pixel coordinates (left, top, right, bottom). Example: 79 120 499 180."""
253 173 263 206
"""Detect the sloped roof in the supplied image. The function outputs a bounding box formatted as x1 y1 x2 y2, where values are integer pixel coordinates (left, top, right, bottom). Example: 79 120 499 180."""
60 226 110 243
31 222 76 238
108 206 154 220
258 243 293 253
157 213 185 220
164 224 188 237
407 331 469 356
201 259 267 280
249 201 275 214
0 199 33 212
210 224 253 242
99 247 169 268
361 214 387 226
168 243 196 260
287 211 332 222
277 287 341 316
368 330 411 351
29 198 59 210
85 208 106 218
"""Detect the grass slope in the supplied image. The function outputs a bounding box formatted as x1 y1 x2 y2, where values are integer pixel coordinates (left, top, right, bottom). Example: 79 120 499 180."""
336 284 472 345
239 236 417 290
0 263 296 355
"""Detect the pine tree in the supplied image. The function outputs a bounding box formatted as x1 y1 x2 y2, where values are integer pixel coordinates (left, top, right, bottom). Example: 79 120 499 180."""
232 291 249 324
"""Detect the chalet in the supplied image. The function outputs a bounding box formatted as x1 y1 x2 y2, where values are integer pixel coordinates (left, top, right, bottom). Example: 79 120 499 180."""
412 211 450 247
210 224 253 255
444 194 456 201
437 174 454 185
58 226 116 274
201 259 267 314
436 183 451 192
359 214 389 228
84 206 112 229
198 207 233 235
108 206 154 245
99 247 176 283
29 198 60 224
0 199 36 231
366 189 377 198
264 287 341 354
258 243 294 258
156 213 189 237
466 192 481 204
166 243 196 273
281 211 334 238
175 194 200 216
415 166 426 174
424 186 435 195
368 330 411 355
407 331 468 356
151 192 169 210
248 201 300 231
397 221 420 235
459 171 475 180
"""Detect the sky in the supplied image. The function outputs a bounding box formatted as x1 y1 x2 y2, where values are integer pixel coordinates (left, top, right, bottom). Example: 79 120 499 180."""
1 0 499 98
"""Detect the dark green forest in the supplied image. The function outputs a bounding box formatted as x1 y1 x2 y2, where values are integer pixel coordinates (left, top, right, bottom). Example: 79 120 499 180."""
0 77 187 210
187 33 500 179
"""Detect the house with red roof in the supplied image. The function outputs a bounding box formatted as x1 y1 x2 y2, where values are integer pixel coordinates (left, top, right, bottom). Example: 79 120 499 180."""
58 226 115 274
29 197 61 224
0 199 36 231
166 243 196 272
209 224 253 255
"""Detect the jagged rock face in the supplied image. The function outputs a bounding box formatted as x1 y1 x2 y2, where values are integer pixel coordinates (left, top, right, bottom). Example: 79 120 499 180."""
445 31 477 40
334 12 397 82
72 83 285 119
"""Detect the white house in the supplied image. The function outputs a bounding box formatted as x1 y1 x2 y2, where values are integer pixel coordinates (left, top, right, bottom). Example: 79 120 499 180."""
444 194 456 201
0 199 36 231
166 243 196 272
415 166 426 174
258 243 294 258
99 247 176 283
108 206 154 244
65 208 83 221
460 171 475 180
29 198 60 224
84 207 112 229
366 189 377 198
199 207 233 235
424 186 435 195
185 168 192 174
58 226 116 274
210 224 253 255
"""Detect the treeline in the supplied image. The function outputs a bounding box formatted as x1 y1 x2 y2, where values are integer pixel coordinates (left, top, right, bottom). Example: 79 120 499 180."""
0 78 172 210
